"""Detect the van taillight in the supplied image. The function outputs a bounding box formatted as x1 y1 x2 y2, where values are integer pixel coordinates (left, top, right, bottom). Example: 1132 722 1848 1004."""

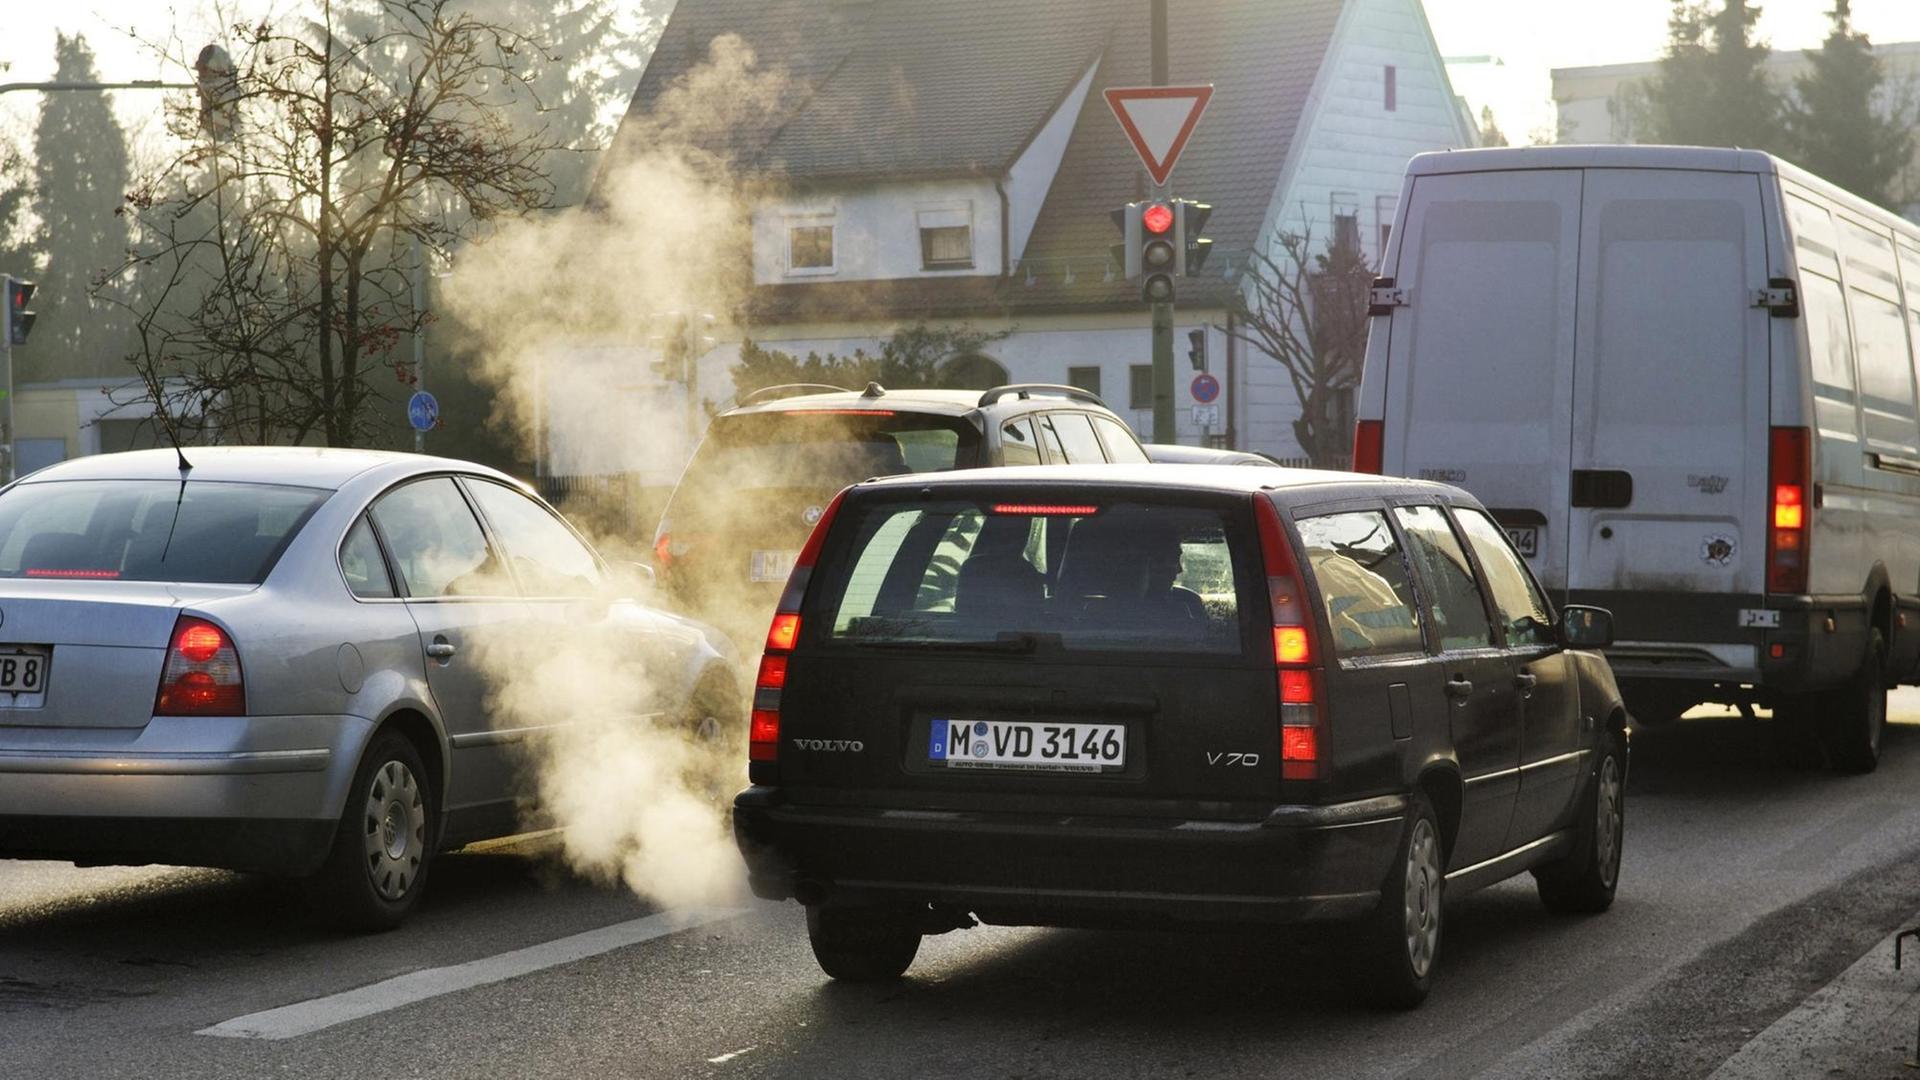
1767 427 1811 595
1352 420 1384 474
751 487 849 774
155 616 245 716
652 529 673 572
1254 494 1322 780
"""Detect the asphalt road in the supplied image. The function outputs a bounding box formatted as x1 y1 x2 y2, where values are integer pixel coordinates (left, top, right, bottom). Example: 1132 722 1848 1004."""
6 696 1920 1079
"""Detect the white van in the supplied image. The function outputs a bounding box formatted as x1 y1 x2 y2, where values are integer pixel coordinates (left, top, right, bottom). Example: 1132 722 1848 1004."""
1354 145 1920 772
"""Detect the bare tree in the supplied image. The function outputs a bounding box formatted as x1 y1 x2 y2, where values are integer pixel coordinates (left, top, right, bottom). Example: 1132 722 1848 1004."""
102 0 563 446
1229 221 1373 468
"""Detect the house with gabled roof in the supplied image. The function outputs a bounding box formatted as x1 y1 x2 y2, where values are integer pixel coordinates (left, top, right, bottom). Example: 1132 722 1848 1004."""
584 0 1473 483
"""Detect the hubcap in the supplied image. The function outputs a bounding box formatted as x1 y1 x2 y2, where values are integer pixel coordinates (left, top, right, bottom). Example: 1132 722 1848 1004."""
1403 818 1442 978
1596 755 1623 888
362 760 425 902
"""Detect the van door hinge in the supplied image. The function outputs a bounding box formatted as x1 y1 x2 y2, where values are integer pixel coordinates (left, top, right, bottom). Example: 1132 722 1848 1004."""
1369 277 1408 316
1753 277 1799 318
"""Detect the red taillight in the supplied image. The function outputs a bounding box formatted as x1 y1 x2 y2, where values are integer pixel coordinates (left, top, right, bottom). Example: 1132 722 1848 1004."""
25 568 121 579
749 709 781 761
765 612 801 653
1767 426 1811 594
155 616 244 716
652 531 673 570
753 487 850 772
1254 494 1322 780
1352 419 1384 474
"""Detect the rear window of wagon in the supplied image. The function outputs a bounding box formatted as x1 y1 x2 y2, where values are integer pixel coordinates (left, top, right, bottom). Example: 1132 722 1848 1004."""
813 496 1260 656
0 480 329 584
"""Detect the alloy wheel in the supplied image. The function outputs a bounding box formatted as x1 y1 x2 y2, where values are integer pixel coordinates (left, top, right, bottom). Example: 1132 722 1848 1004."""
1595 755 1623 889
1403 818 1442 978
363 759 425 901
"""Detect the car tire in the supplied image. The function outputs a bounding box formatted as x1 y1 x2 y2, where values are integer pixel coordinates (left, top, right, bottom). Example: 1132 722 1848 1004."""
1354 791 1442 1009
806 904 921 982
305 730 436 932
1534 733 1626 915
1821 627 1888 775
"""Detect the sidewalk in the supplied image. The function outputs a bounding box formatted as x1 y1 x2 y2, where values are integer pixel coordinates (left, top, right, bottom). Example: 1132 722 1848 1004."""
1709 910 1920 1079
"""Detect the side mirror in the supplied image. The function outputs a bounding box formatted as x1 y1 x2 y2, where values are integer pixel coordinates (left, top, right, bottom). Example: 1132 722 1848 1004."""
611 560 655 597
1559 604 1614 650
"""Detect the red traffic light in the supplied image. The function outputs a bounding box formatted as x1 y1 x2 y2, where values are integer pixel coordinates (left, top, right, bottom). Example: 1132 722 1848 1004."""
1142 202 1174 235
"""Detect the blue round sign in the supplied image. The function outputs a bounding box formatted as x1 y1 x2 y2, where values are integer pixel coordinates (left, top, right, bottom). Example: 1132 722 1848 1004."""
1190 372 1221 404
407 390 440 432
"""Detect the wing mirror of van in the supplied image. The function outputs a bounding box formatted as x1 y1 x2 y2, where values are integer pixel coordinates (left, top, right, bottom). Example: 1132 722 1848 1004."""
1559 605 1615 650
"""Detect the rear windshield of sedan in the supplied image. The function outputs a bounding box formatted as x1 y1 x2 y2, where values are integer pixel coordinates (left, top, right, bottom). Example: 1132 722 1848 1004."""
0 480 328 584
679 412 979 495
816 498 1252 655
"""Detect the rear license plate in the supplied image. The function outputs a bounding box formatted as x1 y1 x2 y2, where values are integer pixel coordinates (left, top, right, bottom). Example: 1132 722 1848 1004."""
0 648 49 697
1506 525 1539 559
749 550 799 582
928 718 1125 773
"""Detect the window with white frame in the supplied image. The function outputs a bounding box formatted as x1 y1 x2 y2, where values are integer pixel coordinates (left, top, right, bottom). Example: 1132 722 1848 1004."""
786 215 836 274
918 205 974 270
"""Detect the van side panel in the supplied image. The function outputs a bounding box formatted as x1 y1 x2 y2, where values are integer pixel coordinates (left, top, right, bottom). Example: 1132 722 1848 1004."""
1380 170 1582 590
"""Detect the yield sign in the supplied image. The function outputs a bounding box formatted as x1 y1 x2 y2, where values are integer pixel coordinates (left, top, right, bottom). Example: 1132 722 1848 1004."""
1103 85 1214 186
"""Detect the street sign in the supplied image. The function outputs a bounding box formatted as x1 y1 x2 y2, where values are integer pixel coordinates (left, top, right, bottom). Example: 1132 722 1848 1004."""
1103 85 1214 186
407 390 439 432
1189 372 1220 404
1191 404 1220 428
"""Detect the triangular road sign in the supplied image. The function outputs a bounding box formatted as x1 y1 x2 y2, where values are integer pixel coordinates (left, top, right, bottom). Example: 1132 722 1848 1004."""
1103 85 1214 186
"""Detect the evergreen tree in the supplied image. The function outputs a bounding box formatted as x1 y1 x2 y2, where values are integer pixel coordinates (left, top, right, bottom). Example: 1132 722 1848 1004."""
1784 1 1913 209
0 141 32 279
26 34 134 383
1644 0 1787 154
1478 105 1510 148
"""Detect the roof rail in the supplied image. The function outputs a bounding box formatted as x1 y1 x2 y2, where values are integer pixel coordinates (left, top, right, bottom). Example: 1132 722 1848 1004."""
977 383 1110 409
737 383 854 406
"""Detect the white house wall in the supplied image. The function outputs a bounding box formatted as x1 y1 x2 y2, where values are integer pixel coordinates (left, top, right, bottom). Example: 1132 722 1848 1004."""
751 178 1005 285
1243 0 1473 459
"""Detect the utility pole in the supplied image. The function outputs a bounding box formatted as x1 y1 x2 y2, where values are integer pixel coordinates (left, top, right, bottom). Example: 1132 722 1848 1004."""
1148 0 1176 444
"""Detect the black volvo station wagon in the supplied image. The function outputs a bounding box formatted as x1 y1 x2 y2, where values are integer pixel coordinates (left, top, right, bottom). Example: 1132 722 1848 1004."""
733 464 1629 1006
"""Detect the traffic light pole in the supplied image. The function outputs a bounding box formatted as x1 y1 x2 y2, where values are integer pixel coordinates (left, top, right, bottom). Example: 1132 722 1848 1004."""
1149 0 1175 443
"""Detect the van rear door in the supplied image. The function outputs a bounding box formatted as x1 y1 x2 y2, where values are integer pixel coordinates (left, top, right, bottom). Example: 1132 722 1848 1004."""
1565 170 1771 604
1381 170 1582 589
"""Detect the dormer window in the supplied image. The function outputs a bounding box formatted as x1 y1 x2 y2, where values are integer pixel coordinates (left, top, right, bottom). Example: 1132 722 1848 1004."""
787 216 836 274
918 206 974 270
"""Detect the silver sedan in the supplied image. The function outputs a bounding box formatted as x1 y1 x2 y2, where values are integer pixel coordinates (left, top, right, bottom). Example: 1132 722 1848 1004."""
0 447 739 928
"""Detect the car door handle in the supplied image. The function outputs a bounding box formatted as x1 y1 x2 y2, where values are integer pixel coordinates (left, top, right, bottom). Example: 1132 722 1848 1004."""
1514 673 1538 692
426 638 457 660
1444 677 1474 700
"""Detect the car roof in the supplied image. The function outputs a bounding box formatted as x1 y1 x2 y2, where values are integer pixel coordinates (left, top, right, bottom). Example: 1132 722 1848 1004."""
17 447 509 490
855 463 1473 501
720 385 1119 420
1142 444 1276 466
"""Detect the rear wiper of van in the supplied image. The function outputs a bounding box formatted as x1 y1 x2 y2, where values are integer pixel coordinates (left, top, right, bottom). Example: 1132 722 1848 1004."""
857 632 1055 654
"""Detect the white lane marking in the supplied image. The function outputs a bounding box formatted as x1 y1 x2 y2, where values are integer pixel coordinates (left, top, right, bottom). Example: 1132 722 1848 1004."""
707 1047 756 1064
197 907 745 1040
1706 908 1920 1078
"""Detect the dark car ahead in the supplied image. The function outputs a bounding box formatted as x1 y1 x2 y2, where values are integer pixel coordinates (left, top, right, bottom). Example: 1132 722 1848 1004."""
733 464 1628 1006
652 383 1147 643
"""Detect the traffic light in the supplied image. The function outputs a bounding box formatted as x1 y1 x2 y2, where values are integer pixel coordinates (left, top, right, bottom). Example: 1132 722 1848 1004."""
1138 199 1178 304
1187 328 1207 371
1177 200 1214 277
5 278 34 347
1110 205 1138 280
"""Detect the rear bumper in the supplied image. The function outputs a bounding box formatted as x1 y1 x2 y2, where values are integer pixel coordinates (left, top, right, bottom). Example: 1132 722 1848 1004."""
1567 589 1868 695
0 714 374 874
732 786 1406 927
